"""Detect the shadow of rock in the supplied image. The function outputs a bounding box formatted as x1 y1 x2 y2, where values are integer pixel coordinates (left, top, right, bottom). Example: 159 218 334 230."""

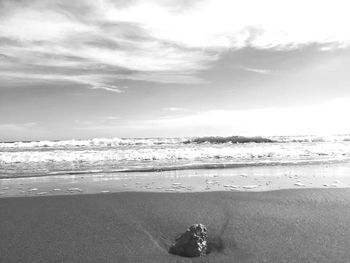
207 236 225 254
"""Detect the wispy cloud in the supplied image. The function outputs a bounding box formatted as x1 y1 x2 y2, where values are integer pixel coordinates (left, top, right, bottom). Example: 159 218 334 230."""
103 0 350 49
239 66 272 75
0 72 125 93
1 0 350 92
0 0 216 90
163 107 187 112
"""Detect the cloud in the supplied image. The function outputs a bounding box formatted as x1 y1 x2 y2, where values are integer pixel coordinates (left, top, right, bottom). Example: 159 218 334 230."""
0 72 125 93
134 98 350 136
104 0 350 49
1 0 350 91
69 98 350 137
0 0 215 89
163 107 187 112
239 66 272 75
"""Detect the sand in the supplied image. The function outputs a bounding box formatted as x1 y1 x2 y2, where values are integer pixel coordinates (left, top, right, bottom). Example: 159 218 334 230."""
2 162 350 198
2 189 350 262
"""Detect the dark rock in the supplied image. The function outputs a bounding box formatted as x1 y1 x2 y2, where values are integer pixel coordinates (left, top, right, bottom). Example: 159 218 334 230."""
169 224 208 257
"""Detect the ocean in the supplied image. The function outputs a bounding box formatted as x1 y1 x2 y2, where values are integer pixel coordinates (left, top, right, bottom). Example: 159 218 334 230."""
1 135 350 179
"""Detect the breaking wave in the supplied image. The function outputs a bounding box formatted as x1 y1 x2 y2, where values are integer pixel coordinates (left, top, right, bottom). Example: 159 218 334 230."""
1 134 350 179
2 134 350 149
0 137 184 149
184 136 275 144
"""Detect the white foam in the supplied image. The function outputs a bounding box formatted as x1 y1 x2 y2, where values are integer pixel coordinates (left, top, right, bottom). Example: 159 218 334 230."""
2 139 350 165
2 135 350 178
0 137 184 149
67 187 83 192
243 185 259 189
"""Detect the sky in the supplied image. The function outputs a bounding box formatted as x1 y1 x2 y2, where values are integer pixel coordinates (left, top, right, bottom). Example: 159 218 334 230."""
1 0 350 141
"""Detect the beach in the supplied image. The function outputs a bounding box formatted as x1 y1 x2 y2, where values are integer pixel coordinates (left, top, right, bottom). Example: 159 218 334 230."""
2 0 350 261
1 188 350 262
2 137 350 262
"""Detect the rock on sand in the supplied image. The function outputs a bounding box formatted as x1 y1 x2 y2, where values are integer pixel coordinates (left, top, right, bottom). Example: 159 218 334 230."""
169 224 208 257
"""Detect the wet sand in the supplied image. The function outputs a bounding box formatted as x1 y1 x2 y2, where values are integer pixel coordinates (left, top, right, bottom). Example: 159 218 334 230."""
2 189 350 262
2 162 350 198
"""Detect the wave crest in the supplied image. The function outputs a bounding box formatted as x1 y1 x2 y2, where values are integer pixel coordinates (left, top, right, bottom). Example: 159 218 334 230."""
184 136 275 144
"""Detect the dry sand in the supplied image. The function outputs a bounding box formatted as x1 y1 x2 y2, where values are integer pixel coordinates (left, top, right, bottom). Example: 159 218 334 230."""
2 189 350 262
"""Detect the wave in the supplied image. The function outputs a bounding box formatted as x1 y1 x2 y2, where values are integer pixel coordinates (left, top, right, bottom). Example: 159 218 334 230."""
2 134 350 149
3 141 350 164
271 134 350 143
0 137 184 149
184 134 350 144
184 136 275 144
2 134 350 180
0 136 274 149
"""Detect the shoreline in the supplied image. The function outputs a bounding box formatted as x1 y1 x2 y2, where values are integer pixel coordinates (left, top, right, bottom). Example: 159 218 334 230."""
0 158 348 180
2 162 350 198
2 188 350 262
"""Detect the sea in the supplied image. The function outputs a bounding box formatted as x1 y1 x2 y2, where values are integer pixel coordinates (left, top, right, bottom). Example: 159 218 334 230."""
1 135 350 179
